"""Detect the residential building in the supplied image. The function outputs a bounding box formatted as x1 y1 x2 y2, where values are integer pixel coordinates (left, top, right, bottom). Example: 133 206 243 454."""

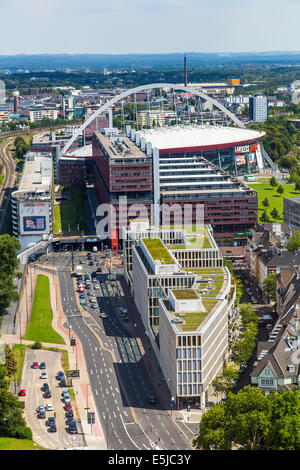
249 94 268 123
250 268 300 394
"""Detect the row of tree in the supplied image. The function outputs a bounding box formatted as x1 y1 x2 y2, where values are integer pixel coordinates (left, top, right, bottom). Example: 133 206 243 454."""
0 347 32 440
194 386 300 450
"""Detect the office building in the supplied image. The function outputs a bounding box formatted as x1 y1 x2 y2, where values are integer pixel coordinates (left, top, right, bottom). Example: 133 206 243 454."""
123 220 237 409
92 124 259 245
11 153 53 251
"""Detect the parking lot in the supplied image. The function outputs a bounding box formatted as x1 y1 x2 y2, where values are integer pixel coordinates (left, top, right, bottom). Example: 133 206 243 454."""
20 348 85 449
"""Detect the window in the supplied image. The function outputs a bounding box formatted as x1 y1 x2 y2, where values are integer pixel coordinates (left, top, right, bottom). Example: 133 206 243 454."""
260 378 274 387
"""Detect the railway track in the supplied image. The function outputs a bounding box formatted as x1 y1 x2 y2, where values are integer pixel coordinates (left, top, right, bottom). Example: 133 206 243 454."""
0 137 16 234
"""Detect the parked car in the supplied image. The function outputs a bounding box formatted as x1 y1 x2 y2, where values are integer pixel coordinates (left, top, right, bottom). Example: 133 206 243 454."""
91 303 98 309
46 403 54 411
49 422 57 432
57 371 64 380
32 361 39 369
44 390 52 398
19 389 26 396
59 379 67 387
37 406 46 419
40 372 48 380
100 312 108 319
39 362 46 369
47 416 55 427
42 383 49 392
65 409 74 419
65 403 72 411
68 420 78 434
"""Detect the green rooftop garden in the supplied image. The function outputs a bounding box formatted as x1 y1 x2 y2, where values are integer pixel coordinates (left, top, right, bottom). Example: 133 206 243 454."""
142 238 175 264
171 289 199 300
176 311 209 331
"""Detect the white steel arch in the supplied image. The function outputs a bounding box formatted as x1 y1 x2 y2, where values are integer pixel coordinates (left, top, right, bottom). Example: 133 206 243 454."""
61 83 246 158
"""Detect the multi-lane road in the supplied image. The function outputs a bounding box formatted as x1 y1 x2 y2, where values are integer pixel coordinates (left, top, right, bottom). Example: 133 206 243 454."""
43 251 196 450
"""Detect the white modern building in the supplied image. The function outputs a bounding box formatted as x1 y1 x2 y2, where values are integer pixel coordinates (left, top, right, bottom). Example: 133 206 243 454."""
123 220 237 409
11 152 53 251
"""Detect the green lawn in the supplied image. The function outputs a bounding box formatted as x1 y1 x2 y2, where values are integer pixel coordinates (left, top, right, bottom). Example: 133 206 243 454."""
0 438 47 450
249 178 300 223
23 274 65 344
53 186 87 235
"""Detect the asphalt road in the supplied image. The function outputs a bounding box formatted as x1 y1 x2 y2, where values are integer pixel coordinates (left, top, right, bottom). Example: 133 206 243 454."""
48 251 195 450
0 136 16 234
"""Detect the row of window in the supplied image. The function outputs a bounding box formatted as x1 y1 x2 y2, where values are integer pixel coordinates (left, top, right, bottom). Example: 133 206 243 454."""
178 372 202 384
177 347 201 359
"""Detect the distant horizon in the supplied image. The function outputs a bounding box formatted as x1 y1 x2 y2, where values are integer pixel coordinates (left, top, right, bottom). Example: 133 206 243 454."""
2 50 300 57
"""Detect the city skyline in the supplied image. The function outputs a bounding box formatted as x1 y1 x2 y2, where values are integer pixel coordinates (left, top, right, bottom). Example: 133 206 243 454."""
1 0 300 55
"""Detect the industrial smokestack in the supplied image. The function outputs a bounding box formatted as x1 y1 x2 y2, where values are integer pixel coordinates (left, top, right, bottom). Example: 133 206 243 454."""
13 90 19 114
184 55 187 87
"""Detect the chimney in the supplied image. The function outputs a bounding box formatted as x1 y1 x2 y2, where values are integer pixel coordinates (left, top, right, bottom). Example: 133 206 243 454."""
13 90 19 114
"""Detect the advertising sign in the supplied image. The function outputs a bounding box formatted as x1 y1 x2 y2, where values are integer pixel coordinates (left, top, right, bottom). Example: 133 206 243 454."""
23 216 46 232
20 201 50 235
235 155 246 165
248 152 257 163
235 143 258 153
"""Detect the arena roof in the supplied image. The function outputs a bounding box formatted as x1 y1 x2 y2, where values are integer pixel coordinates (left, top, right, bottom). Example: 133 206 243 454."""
137 124 265 151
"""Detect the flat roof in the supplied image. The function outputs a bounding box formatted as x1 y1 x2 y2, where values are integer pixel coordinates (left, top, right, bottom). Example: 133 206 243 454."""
137 124 265 150
17 153 52 193
94 131 147 160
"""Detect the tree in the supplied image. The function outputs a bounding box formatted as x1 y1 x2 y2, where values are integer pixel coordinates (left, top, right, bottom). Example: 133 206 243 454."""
211 364 240 400
0 235 21 315
276 184 284 196
286 230 300 252
261 210 270 223
270 176 278 187
193 403 232 450
0 388 32 440
262 197 270 207
263 272 277 303
271 207 279 219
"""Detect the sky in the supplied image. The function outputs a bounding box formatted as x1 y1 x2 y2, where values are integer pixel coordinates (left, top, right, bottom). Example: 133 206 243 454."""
1 0 300 55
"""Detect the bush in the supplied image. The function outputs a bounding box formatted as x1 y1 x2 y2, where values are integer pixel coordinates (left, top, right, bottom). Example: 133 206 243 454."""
31 341 42 350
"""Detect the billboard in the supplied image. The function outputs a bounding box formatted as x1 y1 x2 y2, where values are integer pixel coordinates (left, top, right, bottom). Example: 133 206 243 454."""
235 155 246 165
23 216 46 232
20 201 50 235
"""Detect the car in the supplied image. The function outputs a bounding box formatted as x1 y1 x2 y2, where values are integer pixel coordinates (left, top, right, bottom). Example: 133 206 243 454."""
66 416 75 425
147 394 156 404
39 410 46 419
59 379 67 387
49 422 57 432
68 420 78 434
100 312 108 319
46 403 54 411
79 293 85 299
57 371 64 380
32 361 39 369
85 285 91 290
91 303 98 309
64 395 71 403
37 405 45 413
89 261 94 266
79 260 85 264
87 291 93 296
66 409 74 419
42 383 49 391
44 390 52 398
62 390 70 398
39 362 46 369
19 389 26 396
97 268 102 272
65 403 72 411
40 372 48 380
94 285 100 289
47 416 55 426
80 299 86 305
92 278 97 283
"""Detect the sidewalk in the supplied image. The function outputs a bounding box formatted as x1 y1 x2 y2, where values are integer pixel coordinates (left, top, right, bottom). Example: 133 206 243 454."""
1 264 106 450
